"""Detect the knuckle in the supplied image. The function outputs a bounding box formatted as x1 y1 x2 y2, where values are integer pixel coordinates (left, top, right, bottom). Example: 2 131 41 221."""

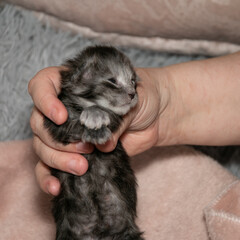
32 136 37 149
32 136 41 156
28 67 52 96
34 161 40 176
30 112 37 132
34 136 59 170
48 150 59 169
28 69 43 95
30 109 45 136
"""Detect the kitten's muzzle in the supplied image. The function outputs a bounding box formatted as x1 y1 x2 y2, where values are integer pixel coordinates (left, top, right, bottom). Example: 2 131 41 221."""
129 93 135 100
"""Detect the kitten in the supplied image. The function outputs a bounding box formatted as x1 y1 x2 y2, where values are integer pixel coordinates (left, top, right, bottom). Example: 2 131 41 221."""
44 46 144 240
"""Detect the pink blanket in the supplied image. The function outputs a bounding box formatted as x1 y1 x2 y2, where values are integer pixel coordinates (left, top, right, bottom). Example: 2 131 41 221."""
0 140 239 239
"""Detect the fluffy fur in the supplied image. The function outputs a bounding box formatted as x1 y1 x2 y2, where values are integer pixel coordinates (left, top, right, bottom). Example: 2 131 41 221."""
44 46 144 240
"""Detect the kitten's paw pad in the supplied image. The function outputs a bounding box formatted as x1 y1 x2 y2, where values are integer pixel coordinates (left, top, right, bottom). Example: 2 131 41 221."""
81 126 111 144
80 108 110 129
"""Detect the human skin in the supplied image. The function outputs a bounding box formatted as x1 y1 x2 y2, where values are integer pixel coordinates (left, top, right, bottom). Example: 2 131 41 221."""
28 51 240 195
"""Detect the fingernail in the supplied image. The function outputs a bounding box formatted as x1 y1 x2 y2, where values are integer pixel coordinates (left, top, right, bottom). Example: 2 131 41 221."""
76 142 93 153
68 159 81 175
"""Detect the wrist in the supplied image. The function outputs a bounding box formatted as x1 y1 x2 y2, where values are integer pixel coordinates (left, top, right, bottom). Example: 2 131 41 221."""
153 67 182 146
159 53 240 146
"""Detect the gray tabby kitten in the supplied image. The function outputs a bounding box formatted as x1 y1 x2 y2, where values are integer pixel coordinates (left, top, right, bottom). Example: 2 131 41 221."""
44 46 144 240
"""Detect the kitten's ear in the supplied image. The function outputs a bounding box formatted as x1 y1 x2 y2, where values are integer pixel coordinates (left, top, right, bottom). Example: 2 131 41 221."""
71 68 81 82
71 66 92 82
82 67 92 81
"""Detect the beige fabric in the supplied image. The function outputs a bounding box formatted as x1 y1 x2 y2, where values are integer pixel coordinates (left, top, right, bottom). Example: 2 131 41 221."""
4 0 240 43
0 140 55 239
36 12 240 56
5 0 240 56
133 146 236 240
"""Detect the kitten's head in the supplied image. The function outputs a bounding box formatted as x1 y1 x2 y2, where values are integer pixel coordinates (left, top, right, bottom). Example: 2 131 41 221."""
62 46 138 116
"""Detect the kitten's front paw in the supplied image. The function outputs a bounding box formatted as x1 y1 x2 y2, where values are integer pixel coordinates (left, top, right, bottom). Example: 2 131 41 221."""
80 108 110 130
81 126 111 144
79 107 112 144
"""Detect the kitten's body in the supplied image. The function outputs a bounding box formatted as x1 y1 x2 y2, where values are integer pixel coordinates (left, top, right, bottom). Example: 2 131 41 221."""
44 46 144 240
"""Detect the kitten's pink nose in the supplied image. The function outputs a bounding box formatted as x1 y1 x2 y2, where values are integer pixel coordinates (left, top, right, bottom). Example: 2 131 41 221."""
128 93 135 100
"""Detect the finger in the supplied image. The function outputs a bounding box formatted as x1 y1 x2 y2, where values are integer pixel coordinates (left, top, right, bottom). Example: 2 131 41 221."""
35 161 61 196
120 132 156 156
30 107 94 153
28 67 68 125
33 136 89 176
121 119 159 156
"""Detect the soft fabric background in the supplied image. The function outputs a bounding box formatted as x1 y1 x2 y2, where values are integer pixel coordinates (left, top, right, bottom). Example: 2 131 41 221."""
0 4 206 142
0 3 240 177
4 0 240 43
3 0 240 56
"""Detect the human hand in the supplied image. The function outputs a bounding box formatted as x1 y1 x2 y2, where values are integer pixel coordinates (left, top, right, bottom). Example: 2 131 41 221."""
28 67 94 196
29 66 171 196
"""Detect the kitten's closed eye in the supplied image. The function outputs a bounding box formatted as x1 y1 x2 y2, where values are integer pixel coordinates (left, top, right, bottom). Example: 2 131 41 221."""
107 77 117 85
